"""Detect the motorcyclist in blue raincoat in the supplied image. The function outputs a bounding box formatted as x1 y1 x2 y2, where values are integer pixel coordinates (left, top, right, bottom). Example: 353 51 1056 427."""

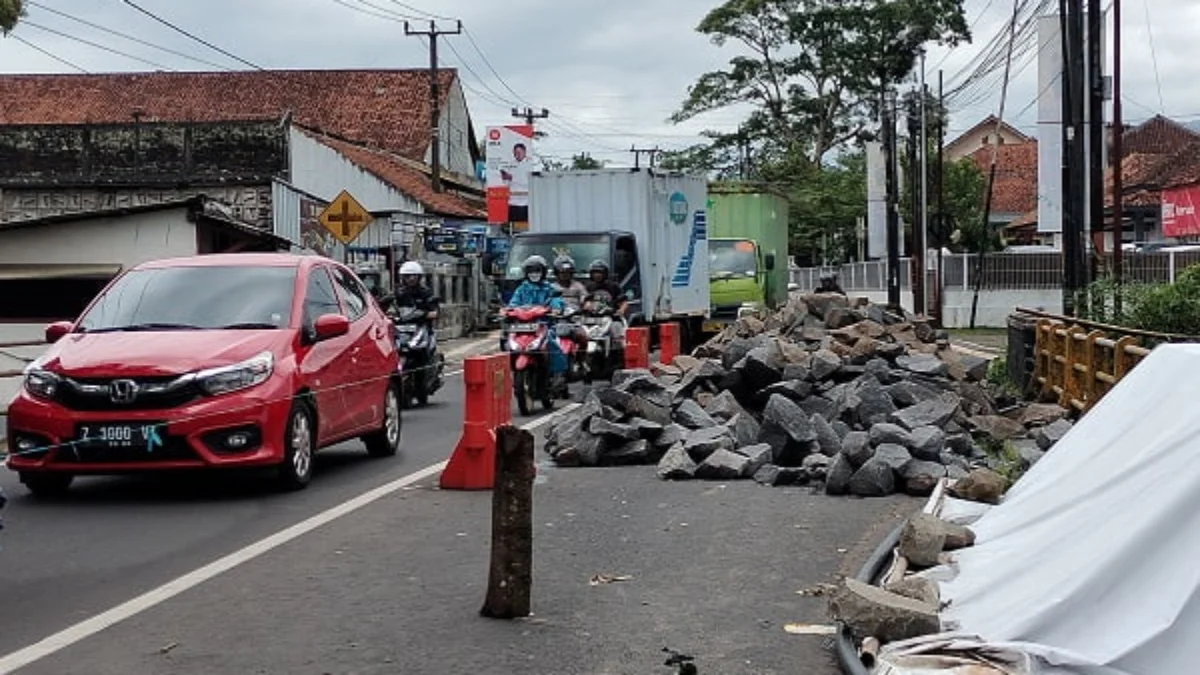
507 255 569 387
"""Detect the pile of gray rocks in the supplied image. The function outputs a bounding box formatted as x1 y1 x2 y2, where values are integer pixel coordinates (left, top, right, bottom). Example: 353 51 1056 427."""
542 294 1075 498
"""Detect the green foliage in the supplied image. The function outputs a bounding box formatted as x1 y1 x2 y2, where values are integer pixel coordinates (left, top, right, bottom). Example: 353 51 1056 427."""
1077 266 1200 337
666 0 971 262
0 0 24 34
978 438 1025 487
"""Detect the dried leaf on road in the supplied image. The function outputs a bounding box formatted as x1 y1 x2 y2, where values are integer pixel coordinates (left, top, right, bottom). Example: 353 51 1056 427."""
796 582 839 597
784 623 838 636
589 574 633 586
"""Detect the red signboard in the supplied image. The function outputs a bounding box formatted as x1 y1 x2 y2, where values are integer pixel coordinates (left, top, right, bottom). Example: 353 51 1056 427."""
1162 183 1200 238
485 125 535 226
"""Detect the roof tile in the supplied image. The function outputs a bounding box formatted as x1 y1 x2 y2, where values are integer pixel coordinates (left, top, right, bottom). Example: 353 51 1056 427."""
968 141 1039 214
300 129 484 219
0 69 457 162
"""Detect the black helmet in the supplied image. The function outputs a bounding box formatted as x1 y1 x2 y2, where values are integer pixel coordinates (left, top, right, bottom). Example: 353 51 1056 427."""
589 259 609 275
553 255 576 274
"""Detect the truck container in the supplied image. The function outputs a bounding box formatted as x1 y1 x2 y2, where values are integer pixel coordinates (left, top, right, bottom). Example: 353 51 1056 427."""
702 184 790 334
504 168 710 349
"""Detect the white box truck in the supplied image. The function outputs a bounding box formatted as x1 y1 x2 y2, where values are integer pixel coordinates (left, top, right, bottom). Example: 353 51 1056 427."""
504 168 711 350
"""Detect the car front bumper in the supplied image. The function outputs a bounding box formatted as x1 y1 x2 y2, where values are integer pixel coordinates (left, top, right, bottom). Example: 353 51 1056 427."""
5 383 294 475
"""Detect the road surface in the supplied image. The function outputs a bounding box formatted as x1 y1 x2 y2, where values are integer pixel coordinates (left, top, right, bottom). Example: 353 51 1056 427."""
0 351 917 674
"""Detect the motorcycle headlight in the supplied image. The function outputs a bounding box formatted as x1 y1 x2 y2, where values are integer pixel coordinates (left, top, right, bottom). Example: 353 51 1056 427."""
23 368 61 400
196 351 274 396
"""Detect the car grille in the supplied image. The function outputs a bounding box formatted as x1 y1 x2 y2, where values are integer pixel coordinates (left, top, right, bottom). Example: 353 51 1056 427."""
52 436 198 464
56 375 203 412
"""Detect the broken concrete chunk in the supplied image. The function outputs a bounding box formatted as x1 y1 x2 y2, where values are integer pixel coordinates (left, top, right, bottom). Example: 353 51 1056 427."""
829 578 940 643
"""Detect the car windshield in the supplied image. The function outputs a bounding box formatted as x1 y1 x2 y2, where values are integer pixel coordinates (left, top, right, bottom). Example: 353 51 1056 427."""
710 240 758 277
505 236 611 281
76 265 298 333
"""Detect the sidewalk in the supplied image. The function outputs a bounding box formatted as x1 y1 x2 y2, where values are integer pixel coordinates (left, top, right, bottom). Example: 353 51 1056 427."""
16 448 917 675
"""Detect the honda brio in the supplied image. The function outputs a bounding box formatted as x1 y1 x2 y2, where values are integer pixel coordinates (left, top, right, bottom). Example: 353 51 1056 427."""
5 253 402 497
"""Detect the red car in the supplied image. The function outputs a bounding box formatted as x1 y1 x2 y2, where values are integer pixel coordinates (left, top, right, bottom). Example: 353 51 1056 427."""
5 253 402 497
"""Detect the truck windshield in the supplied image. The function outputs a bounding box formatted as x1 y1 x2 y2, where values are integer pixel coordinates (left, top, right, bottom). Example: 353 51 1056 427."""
710 240 758 277
505 236 611 280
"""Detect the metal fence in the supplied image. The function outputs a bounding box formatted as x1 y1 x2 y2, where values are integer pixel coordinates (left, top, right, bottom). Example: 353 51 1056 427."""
791 251 1200 291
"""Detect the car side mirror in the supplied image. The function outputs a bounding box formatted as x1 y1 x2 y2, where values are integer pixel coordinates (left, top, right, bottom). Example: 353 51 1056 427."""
313 314 350 342
45 321 73 344
764 253 776 271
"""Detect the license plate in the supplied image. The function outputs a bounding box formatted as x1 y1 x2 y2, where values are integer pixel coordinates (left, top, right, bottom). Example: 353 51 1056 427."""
508 323 538 333
75 423 165 451
702 320 727 333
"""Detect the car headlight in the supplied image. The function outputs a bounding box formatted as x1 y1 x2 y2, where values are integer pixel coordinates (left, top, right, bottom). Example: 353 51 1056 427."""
196 352 274 396
23 368 60 400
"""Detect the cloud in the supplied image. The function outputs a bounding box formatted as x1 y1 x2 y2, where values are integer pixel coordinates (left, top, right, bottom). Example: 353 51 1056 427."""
1 0 1195 163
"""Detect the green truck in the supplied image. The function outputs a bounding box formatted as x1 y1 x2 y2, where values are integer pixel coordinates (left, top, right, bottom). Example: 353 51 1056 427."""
702 184 791 335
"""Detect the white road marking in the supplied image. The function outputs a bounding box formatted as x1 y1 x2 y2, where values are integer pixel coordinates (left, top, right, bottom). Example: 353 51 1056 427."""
0 403 580 674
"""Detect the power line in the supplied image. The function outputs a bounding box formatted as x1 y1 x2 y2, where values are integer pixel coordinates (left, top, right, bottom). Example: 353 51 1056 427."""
8 33 88 72
1141 0 1164 111
26 1 232 70
19 21 174 70
120 0 262 70
383 0 453 21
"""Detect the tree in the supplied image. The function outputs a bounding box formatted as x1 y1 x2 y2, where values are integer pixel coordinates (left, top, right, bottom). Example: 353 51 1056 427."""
667 0 971 263
539 153 608 172
1 0 25 34
670 0 970 167
570 153 605 169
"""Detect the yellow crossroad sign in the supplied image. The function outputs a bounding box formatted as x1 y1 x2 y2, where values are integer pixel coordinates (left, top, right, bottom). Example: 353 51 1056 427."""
318 190 374 244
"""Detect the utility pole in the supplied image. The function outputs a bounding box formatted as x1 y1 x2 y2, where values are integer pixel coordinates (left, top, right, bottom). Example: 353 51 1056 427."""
512 106 549 126
917 52 929 317
907 97 922 314
1063 0 1088 315
1087 0 1105 300
1112 0 1125 303
405 19 462 194
934 70 945 328
883 90 901 310
630 146 661 169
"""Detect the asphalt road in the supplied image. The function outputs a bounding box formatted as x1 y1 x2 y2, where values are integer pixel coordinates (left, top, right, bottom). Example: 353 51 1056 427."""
0 366 918 675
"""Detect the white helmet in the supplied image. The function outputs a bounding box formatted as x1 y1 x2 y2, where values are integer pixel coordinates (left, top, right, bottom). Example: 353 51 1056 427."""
399 261 424 276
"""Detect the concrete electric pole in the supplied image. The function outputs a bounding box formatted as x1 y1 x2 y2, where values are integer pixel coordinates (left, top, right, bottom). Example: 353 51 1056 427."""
405 19 462 194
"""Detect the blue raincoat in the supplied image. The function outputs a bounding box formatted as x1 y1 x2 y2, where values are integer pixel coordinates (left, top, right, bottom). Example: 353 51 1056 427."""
507 279 568 374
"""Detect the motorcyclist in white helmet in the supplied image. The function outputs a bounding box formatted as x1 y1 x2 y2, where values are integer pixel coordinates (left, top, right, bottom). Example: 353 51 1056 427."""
394 260 440 322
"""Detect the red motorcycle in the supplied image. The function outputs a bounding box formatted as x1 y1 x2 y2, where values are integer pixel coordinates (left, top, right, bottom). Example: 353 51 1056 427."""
502 305 562 416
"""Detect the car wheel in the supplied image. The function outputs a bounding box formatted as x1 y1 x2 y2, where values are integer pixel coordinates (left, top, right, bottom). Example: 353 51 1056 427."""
364 382 402 457
20 472 74 499
278 401 316 491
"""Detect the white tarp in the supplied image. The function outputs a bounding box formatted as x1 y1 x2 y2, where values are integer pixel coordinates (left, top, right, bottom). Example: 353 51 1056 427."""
935 344 1200 675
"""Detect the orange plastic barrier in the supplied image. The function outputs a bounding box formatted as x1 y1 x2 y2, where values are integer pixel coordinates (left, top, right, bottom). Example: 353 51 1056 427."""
658 322 680 365
625 326 651 370
441 353 512 490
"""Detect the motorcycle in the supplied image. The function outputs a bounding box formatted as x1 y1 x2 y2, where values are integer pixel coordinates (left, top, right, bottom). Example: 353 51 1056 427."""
392 306 445 407
502 305 565 416
554 305 589 395
579 302 626 383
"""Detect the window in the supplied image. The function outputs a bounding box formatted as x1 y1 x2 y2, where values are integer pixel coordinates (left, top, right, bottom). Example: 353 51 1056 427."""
332 267 369 321
77 265 297 332
303 267 341 329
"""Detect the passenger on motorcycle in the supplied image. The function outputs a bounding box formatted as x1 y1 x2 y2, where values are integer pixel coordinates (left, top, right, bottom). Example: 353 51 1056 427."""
584 259 628 316
551 256 590 346
393 261 440 335
584 259 628 343
508 255 569 385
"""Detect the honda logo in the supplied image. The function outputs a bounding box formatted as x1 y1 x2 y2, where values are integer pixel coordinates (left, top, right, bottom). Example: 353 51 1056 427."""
108 379 140 404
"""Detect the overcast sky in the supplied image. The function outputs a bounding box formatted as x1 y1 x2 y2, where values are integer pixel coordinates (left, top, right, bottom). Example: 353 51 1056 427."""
1 0 1196 167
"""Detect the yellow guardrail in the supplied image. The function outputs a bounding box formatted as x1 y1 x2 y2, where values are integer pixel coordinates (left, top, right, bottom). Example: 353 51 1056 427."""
1033 318 1152 412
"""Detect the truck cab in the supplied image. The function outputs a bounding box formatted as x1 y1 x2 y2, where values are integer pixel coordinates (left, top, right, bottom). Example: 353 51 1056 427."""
501 231 644 321
706 238 777 330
